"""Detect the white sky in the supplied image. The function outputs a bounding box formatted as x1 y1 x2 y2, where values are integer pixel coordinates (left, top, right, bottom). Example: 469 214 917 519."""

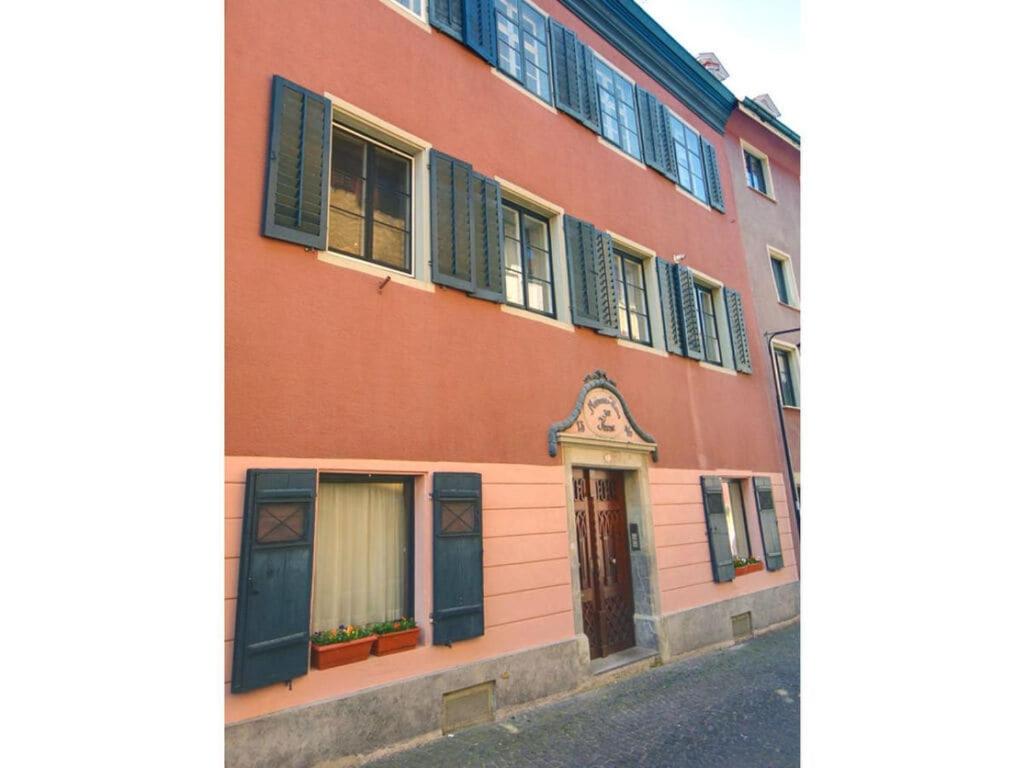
636 0 803 132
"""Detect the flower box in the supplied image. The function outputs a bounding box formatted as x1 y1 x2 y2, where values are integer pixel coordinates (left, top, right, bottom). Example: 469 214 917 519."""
371 627 420 656
310 635 377 670
735 561 764 576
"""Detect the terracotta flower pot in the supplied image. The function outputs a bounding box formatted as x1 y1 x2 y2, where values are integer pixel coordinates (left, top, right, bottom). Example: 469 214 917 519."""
310 635 377 670
372 627 420 656
735 561 765 576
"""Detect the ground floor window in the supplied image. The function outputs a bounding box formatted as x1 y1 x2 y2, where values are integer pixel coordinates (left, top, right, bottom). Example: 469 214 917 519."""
312 476 413 631
722 479 751 560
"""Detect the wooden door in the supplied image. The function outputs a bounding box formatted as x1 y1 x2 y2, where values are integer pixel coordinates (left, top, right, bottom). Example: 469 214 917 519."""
573 468 635 659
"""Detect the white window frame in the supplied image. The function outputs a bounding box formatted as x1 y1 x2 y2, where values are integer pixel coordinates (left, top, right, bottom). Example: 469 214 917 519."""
767 246 799 309
606 232 668 356
493 177 576 332
492 0 554 109
686 267 737 373
740 138 775 200
321 91 434 292
379 0 430 30
591 51 644 165
664 106 712 212
771 339 801 409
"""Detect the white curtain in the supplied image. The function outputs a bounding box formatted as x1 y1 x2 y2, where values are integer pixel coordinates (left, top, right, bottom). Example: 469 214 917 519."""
312 482 408 632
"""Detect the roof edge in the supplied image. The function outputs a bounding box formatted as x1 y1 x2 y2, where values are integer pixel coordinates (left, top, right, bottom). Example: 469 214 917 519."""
740 97 801 146
559 0 737 134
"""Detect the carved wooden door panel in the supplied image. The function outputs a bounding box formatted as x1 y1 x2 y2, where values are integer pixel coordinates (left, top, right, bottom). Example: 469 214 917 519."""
574 468 635 659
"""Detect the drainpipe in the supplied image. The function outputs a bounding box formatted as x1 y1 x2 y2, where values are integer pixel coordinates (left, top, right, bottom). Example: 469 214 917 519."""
765 328 801 534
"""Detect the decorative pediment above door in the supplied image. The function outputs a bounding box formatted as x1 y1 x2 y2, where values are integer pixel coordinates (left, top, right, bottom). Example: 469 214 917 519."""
548 370 658 461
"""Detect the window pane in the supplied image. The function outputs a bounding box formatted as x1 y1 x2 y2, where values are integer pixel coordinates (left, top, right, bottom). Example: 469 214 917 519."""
631 311 650 343
527 246 551 281
330 129 365 216
312 482 408 630
328 208 364 256
685 126 700 153
772 258 789 303
372 183 409 230
372 222 408 270
723 481 751 560
527 278 553 314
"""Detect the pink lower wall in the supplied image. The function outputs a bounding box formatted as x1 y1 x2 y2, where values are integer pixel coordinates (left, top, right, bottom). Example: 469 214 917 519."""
648 468 798 614
226 458 798 724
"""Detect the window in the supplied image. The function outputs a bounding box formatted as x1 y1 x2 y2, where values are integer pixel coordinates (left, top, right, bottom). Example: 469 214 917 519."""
774 346 799 407
745 150 767 194
695 283 722 364
593 58 641 159
722 480 751 560
741 141 774 198
312 477 413 632
771 256 790 305
613 250 651 344
769 249 799 308
391 0 422 16
668 115 708 204
495 0 552 103
329 126 412 273
502 201 555 316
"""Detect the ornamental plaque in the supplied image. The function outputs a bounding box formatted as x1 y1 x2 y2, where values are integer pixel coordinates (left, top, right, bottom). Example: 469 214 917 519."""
548 370 658 460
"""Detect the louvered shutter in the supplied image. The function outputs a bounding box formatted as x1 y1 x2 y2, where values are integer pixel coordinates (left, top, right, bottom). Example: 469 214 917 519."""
468 172 505 302
231 469 317 693
635 87 677 182
656 259 683 355
463 0 498 65
549 19 599 132
429 0 463 41
676 266 705 360
564 216 618 334
432 472 485 645
262 76 331 250
724 287 753 373
700 475 735 583
430 150 475 291
701 137 725 213
753 477 784 571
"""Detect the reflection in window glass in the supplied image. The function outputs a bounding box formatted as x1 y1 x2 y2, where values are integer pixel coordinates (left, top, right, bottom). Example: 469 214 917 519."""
771 257 790 304
391 0 422 16
329 127 412 272
593 59 641 159
695 284 722 364
722 480 751 560
502 202 554 315
668 116 707 203
745 150 767 193
775 347 798 407
613 250 651 344
495 0 552 103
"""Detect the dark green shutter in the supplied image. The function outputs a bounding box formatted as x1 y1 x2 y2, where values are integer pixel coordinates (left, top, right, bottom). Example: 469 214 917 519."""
724 287 753 373
700 475 735 583
468 172 505 302
635 87 678 182
753 477 784 571
231 469 317 693
430 150 474 291
429 0 463 41
463 0 498 65
564 215 619 335
262 76 331 250
656 259 683 356
701 137 725 213
549 18 600 133
432 472 484 645
676 266 704 360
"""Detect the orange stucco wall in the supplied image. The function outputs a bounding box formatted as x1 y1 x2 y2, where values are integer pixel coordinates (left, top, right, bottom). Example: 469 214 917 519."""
226 0 787 474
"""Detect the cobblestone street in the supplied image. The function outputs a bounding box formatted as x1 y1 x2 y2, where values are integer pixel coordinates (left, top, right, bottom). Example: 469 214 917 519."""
364 621 800 768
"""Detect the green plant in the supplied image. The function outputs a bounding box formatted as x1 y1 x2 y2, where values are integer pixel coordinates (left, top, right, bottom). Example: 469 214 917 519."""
732 556 761 568
369 617 417 635
310 624 374 646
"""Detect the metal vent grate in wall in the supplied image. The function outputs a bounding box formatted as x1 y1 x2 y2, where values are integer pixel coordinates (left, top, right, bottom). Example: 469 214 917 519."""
442 681 495 734
731 611 753 639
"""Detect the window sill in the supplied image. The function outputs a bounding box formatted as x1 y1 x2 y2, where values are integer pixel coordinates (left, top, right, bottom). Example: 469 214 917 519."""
699 361 737 376
376 0 431 33
317 251 435 293
597 136 647 171
674 184 712 212
489 68 558 114
778 300 800 311
748 186 777 203
500 303 575 332
783 404 801 411
616 337 667 356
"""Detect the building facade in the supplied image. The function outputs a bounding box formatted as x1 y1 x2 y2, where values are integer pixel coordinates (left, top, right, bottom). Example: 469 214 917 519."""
225 1 800 765
723 96 801 562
